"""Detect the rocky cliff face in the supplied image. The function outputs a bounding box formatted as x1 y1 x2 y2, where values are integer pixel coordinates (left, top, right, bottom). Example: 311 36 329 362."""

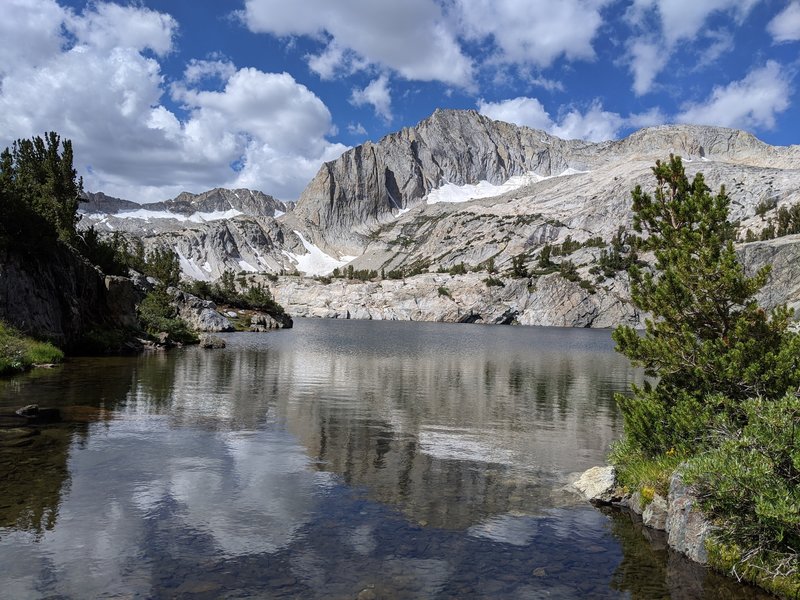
290 109 590 253
0 244 138 349
270 272 639 327
290 110 800 255
82 110 800 328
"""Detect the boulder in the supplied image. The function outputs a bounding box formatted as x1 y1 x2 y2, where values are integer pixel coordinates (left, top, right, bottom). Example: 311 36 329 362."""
666 471 710 564
169 289 234 332
630 491 644 515
250 313 282 331
199 335 226 349
573 466 620 504
642 493 668 530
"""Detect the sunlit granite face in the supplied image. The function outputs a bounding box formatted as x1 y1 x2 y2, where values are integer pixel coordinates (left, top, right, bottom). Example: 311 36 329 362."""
0 320 771 598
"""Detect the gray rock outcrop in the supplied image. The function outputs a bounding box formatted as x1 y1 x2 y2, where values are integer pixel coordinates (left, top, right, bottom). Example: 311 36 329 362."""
169 289 234 332
199 334 226 349
666 471 711 564
642 493 668 530
0 244 138 349
249 313 284 331
269 272 641 328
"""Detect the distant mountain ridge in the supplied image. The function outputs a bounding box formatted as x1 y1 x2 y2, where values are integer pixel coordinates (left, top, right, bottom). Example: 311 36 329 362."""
82 109 800 327
81 187 289 218
289 109 800 254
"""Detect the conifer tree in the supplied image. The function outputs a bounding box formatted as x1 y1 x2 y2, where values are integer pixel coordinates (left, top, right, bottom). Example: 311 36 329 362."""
612 156 800 455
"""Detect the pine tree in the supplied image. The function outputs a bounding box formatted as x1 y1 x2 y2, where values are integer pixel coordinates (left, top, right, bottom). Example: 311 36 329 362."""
612 156 800 455
0 132 82 248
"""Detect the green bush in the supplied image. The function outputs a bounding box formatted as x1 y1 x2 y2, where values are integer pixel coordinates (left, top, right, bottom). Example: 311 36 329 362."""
0 320 63 376
483 276 505 287
137 287 198 344
684 394 800 592
558 260 579 282
186 271 285 316
448 262 467 275
510 254 528 278
609 438 684 498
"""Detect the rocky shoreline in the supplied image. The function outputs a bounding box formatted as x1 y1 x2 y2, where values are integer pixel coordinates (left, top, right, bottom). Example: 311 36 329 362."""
571 466 712 568
270 271 640 327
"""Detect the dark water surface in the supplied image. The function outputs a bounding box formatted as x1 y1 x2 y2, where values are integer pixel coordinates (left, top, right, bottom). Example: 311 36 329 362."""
0 319 771 598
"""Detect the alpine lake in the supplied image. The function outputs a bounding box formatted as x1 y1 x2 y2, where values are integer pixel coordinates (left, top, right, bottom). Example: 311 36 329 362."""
0 319 773 599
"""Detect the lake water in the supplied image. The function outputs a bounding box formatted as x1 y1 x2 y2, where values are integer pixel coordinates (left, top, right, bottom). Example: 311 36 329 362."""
0 319 771 599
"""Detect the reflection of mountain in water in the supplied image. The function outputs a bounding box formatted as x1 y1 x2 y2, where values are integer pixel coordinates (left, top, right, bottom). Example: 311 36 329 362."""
123 320 643 529
0 321 772 599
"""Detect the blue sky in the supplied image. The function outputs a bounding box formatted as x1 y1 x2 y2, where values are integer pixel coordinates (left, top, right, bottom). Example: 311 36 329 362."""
1 0 799 202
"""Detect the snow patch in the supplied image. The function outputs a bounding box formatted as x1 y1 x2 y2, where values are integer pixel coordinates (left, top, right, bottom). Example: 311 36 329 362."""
87 208 243 223
282 231 353 276
425 169 589 205
188 209 243 223
273 210 285 218
176 248 210 281
238 259 258 272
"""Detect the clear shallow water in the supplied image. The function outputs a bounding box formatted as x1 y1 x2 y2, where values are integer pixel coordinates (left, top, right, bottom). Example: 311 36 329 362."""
0 319 772 599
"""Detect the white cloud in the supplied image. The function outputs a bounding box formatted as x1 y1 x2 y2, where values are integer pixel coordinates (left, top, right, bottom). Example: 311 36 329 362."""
0 2 347 202
0 0 67 74
183 58 237 84
477 97 655 142
768 2 800 42
628 0 758 45
347 123 368 136
239 0 474 86
477 97 553 131
350 75 392 121
550 102 627 141
676 61 791 129
65 2 177 56
452 0 610 67
626 0 761 94
628 39 670 96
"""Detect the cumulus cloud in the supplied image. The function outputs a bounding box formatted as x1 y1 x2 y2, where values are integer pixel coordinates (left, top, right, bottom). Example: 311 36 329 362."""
628 39 670 96
0 0 66 74
452 0 610 67
477 97 553 131
183 58 237 84
477 97 660 142
0 2 346 202
676 61 791 129
64 2 177 56
626 0 761 95
768 2 800 42
350 75 392 121
239 0 474 87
